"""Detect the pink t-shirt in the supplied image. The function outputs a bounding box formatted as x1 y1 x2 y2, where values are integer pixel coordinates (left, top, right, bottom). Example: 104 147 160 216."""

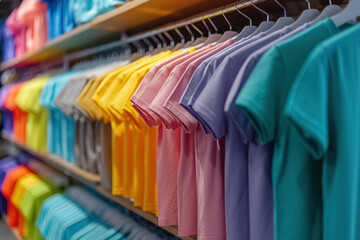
195 130 226 240
137 46 210 227
134 48 209 127
17 0 47 52
6 8 27 57
164 40 235 133
162 41 233 238
149 45 215 129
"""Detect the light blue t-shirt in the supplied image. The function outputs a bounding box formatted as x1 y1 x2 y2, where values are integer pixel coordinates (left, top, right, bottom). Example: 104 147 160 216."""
40 70 82 162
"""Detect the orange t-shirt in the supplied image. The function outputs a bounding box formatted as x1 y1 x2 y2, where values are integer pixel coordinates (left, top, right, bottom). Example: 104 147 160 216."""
4 84 27 143
1 166 31 228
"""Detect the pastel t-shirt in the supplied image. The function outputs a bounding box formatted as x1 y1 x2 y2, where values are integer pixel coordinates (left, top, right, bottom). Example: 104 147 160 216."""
192 27 292 240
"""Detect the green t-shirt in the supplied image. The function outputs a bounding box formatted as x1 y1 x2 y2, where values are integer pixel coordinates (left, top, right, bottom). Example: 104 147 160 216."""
20 181 57 240
236 18 348 240
285 23 360 240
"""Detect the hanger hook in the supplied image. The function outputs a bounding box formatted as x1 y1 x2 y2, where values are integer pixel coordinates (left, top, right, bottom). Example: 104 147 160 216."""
185 22 195 41
190 22 204 37
150 35 162 48
163 31 175 47
250 0 269 21
329 0 333 5
201 17 211 36
236 1 253 26
206 12 218 33
305 0 311 9
157 33 167 47
174 27 185 43
222 7 232 31
142 38 154 52
274 0 287 17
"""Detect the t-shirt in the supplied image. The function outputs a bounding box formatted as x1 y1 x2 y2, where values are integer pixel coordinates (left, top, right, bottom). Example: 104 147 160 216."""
16 76 50 151
0 85 14 134
6 8 27 57
236 19 348 240
0 157 18 213
192 27 292 240
2 25 15 61
17 0 48 52
40 70 82 162
222 24 309 240
5 83 27 143
285 23 360 240
19 180 57 240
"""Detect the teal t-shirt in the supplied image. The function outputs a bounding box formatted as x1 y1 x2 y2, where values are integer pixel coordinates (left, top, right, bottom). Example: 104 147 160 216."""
236 18 347 240
285 23 360 240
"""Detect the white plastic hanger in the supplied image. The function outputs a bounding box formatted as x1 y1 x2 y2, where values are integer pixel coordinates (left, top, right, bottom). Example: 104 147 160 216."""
332 0 360 26
247 1 275 38
289 0 320 30
233 2 257 41
215 7 239 43
309 0 341 26
262 0 294 34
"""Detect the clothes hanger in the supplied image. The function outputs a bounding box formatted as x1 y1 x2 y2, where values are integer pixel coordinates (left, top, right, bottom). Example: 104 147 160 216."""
215 7 239 43
183 24 197 48
163 31 175 47
201 14 223 46
309 0 342 26
262 0 294 34
289 0 320 30
172 27 189 51
247 0 275 38
332 0 360 27
183 21 208 47
233 1 257 41
190 22 208 46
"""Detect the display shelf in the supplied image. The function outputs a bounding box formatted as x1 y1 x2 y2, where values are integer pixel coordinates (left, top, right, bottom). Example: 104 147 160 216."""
0 0 235 70
1 131 196 240
1 214 23 240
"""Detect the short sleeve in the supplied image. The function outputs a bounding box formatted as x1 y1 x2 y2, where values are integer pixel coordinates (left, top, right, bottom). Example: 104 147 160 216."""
285 46 329 159
236 48 285 144
192 57 236 140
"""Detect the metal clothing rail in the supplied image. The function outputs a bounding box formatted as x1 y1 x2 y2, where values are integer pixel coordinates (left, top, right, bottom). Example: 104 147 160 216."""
64 0 268 63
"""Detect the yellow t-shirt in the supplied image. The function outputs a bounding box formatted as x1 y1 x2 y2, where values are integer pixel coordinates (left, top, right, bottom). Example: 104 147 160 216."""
109 51 176 212
11 173 41 237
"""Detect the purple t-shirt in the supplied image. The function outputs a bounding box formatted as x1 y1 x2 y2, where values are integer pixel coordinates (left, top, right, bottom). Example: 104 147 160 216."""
221 24 309 240
0 157 18 213
179 36 263 134
191 27 293 240
0 85 14 134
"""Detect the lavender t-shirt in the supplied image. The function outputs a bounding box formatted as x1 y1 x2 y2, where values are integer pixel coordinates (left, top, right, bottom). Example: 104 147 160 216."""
179 36 263 134
191 27 293 240
223 24 309 240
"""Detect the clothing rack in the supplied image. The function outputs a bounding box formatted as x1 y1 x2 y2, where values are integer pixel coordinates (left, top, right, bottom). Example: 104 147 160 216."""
63 0 269 65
